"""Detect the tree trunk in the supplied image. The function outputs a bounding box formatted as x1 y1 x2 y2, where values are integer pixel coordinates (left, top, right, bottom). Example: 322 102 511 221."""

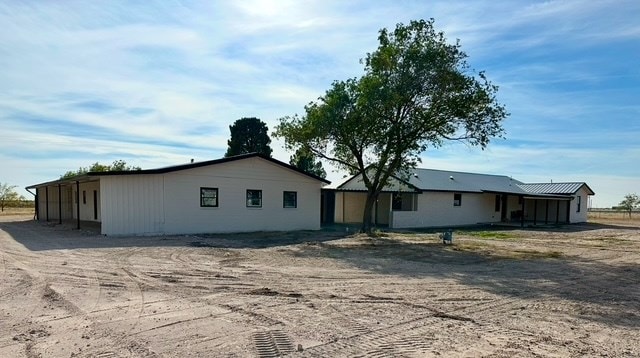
361 192 378 234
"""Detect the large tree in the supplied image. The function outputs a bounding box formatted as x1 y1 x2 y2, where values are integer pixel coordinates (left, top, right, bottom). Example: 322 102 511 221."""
289 147 327 178
0 182 19 212
60 160 141 179
275 19 508 233
618 193 639 218
225 117 273 157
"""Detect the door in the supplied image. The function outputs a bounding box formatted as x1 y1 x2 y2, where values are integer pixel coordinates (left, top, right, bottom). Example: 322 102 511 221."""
93 190 98 220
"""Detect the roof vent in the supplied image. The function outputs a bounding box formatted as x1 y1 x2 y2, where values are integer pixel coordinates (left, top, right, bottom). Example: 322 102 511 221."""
190 158 194 163
449 176 454 181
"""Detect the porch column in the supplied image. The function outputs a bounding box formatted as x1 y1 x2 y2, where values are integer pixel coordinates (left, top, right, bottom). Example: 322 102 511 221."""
45 186 49 221
76 181 80 230
556 201 560 224
58 184 62 224
545 200 549 224
520 196 525 228
533 200 538 225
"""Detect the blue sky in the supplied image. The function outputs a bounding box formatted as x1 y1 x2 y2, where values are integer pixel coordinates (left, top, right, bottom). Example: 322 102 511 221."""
0 0 638 208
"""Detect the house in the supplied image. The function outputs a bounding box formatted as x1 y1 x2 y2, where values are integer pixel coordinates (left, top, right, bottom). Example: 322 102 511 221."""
325 168 594 228
26 153 330 236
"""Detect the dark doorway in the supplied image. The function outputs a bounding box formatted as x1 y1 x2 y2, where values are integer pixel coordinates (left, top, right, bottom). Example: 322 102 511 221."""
321 190 335 224
501 194 508 221
93 190 98 220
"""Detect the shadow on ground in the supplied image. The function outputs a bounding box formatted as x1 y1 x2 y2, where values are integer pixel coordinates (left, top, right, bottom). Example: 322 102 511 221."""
292 235 640 328
0 219 348 251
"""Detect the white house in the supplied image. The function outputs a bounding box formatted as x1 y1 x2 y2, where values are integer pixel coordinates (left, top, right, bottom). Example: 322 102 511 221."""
27 153 330 236
326 168 594 229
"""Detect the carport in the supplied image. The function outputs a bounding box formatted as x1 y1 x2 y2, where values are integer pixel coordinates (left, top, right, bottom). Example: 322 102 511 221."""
26 175 101 230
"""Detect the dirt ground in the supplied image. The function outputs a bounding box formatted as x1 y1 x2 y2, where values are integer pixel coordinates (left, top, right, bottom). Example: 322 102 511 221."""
1 213 638 357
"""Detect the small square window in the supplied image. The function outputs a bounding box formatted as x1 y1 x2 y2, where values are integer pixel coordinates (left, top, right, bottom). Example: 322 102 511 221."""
247 189 262 207
453 193 462 207
577 195 581 212
200 187 218 207
283 191 297 208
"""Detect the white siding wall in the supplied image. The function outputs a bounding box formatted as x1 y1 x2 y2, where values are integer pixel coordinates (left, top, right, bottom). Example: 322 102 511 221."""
72 181 101 222
392 192 499 228
162 157 322 234
570 187 590 223
100 157 323 236
100 175 164 235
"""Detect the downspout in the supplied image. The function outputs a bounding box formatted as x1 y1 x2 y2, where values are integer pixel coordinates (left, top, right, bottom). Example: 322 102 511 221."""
25 187 37 220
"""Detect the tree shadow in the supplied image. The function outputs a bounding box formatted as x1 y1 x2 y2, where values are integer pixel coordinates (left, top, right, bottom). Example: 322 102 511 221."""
292 236 640 328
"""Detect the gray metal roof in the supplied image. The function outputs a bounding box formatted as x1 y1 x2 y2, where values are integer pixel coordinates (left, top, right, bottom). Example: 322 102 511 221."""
408 168 528 194
336 168 594 198
517 182 594 195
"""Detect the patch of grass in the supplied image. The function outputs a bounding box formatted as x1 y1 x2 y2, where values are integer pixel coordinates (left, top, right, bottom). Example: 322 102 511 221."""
464 231 518 240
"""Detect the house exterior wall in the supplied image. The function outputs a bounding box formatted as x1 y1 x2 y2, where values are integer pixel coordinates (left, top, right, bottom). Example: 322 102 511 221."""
100 175 165 236
100 157 323 236
161 157 322 234
72 181 101 222
36 185 74 221
569 187 591 223
391 192 499 228
334 192 372 224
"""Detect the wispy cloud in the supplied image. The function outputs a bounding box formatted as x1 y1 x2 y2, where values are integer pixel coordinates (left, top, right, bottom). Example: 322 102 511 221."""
0 0 638 206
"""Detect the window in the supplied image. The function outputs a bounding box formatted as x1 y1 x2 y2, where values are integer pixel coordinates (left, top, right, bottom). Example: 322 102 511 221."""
200 187 218 207
392 193 417 211
495 195 501 212
82 190 86 204
577 195 581 212
246 189 262 207
453 193 462 207
283 191 297 208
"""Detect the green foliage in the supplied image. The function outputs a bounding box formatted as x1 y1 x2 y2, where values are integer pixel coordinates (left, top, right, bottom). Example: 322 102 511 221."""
0 182 20 212
225 117 273 157
289 147 327 178
275 19 508 233
618 193 640 218
60 160 141 179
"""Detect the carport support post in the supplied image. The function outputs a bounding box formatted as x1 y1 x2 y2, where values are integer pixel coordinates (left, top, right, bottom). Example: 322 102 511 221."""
58 184 62 224
45 186 49 222
533 200 538 226
566 199 571 223
76 181 80 230
520 196 524 228
545 200 549 224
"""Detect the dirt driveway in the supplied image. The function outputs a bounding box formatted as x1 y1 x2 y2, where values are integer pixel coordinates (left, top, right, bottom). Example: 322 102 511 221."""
1 215 639 357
